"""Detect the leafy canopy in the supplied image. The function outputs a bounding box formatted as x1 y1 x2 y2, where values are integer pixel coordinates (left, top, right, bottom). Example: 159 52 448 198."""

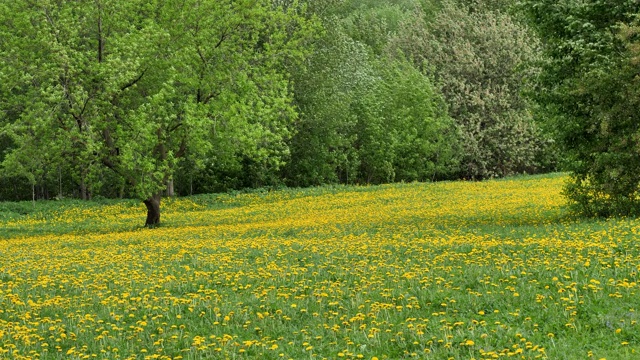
519 0 640 216
0 0 314 202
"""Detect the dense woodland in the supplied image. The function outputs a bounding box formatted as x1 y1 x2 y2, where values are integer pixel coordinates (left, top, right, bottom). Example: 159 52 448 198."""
1 0 639 223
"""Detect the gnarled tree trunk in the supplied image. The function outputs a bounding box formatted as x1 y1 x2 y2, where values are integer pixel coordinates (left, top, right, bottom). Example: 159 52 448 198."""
143 193 161 227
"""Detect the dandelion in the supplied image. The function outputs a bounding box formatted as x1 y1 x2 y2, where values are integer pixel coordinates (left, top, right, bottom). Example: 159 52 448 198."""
0 175 637 359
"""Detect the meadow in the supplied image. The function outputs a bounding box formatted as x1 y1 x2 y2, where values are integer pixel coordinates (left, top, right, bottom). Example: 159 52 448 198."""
1 173 639 360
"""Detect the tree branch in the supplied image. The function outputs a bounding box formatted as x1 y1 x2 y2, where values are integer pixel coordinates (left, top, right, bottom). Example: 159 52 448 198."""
120 69 147 92
168 122 183 133
175 138 187 159
102 156 136 187
202 90 220 104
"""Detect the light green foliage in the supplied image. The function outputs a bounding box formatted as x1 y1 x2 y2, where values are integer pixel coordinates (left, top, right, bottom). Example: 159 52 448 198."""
285 28 369 186
0 0 313 208
357 59 460 183
337 0 418 55
519 0 640 216
0 2 64 193
171 0 317 193
285 1 459 186
393 0 550 179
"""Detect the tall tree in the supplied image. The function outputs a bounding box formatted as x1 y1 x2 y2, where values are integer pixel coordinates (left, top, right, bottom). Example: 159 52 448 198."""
0 0 312 225
392 0 549 179
519 0 640 216
363 58 459 183
284 0 459 186
284 27 371 186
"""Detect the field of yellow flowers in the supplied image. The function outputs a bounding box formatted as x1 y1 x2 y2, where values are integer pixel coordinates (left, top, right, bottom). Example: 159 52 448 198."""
1 173 639 359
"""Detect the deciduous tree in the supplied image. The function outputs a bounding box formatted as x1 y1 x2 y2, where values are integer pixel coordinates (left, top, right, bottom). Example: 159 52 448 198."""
393 1 549 179
0 0 313 226
519 0 640 216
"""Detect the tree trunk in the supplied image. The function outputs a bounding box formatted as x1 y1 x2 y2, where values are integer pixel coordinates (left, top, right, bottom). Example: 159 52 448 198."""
58 166 63 199
143 193 161 227
166 179 174 197
80 180 88 200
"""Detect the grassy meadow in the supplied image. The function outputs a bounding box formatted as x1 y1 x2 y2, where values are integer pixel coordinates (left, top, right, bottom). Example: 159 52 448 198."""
1 173 640 359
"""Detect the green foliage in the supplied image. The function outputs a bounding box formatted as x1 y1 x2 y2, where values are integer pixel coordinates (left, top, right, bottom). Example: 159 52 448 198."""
284 21 459 186
357 59 460 183
0 0 559 202
393 0 552 179
284 28 368 186
519 0 640 216
337 0 418 55
0 0 314 208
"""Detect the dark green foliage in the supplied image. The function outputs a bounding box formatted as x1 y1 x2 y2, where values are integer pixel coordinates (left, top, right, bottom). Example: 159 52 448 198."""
175 155 284 195
519 0 640 216
284 28 367 186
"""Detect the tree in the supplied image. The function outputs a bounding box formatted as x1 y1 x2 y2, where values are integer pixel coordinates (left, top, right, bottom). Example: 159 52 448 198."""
364 58 460 183
284 0 459 186
392 0 550 179
0 0 312 226
337 0 418 55
518 0 640 216
284 27 369 186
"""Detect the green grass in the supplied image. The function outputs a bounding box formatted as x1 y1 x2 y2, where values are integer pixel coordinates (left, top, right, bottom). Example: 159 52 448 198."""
0 173 639 359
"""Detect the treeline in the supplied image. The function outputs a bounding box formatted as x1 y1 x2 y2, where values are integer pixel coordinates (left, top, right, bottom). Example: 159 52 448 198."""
0 0 556 205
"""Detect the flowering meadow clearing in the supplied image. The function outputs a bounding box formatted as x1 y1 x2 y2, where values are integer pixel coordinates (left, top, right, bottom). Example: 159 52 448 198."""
1 174 640 360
